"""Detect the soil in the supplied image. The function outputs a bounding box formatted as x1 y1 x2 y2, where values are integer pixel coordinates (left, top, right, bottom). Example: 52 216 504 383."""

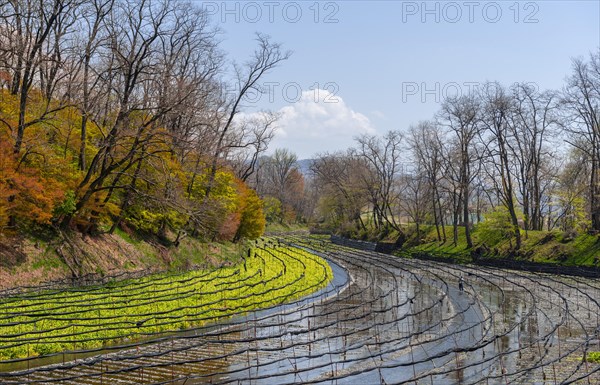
0 232 156 290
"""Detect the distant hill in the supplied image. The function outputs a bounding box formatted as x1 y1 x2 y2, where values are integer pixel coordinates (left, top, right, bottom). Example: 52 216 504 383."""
296 159 315 176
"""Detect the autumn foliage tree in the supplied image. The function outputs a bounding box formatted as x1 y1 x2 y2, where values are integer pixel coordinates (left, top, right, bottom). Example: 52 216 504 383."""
0 132 66 231
0 0 284 243
255 149 306 224
235 181 266 241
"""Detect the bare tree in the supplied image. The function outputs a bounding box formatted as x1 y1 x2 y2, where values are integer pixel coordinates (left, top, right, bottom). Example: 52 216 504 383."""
203 33 290 200
548 147 589 231
409 120 446 242
255 148 306 222
479 82 521 250
437 139 464 246
0 0 78 154
69 0 172 225
561 52 600 232
65 0 222 231
438 95 481 248
509 83 559 231
355 130 404 232
398 171 429 242
73 0 115 170
229 112 278 182
258 149 297 196
311 151 369 231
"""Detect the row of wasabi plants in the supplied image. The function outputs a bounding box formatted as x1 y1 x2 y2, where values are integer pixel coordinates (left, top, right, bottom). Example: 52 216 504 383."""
0 241 332 360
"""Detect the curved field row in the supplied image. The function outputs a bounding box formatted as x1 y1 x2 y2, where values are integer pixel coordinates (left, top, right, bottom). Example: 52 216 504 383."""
0 243 333 361
294 237 600 384
2 236 599 384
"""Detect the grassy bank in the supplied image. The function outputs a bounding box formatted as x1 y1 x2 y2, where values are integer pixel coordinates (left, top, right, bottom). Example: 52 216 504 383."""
265 222 309 234
0 229 248 290
404 224 600 267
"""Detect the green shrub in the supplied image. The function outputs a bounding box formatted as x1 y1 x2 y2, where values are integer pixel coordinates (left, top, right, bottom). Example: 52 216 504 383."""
476 206 515 247
53 190 77 216
586 351 600 363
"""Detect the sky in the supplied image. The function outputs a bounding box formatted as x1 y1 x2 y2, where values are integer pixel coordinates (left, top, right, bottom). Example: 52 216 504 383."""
193 0 600 159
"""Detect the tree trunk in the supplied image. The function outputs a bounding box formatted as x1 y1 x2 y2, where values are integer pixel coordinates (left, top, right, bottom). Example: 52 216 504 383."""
108 156 144 234
79 114 88 171
461 177 472 248
452 191 460 246
432 198 441 242
591 155 600 232
436 188 447 242
14 79 29 153
463 189 472 249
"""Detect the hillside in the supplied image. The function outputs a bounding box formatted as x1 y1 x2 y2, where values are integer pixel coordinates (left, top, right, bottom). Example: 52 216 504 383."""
0 230 246 290
404 225 600 267
1 2 286 271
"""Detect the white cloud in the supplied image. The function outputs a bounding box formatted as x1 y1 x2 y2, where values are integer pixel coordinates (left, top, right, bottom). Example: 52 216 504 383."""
271 89 376 158
370 110 387 120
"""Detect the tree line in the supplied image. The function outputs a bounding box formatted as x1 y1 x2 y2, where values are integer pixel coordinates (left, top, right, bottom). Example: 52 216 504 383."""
305 52 600 251
0 0 290 243
1 0 598 252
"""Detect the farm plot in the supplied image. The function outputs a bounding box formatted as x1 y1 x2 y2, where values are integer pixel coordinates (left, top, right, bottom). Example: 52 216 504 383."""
2 236 600 384
0 243 332 378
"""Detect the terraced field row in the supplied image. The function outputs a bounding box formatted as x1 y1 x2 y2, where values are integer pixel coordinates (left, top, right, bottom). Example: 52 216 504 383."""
0 242 332 379
2 236 600 384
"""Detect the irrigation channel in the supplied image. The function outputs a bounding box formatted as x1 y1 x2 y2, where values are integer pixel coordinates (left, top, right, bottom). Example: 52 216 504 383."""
2 236 600 384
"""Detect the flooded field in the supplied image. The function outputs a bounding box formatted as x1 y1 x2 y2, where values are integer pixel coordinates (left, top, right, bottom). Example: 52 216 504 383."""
2 237 600 384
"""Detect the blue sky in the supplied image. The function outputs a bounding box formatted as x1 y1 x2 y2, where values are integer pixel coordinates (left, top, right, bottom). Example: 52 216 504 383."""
195 0 600 158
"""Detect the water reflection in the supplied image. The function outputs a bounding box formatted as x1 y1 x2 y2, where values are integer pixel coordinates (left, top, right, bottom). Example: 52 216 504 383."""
6 249 597 385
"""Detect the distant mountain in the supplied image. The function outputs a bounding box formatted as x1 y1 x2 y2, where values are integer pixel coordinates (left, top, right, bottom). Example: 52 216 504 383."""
295 159 315 176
